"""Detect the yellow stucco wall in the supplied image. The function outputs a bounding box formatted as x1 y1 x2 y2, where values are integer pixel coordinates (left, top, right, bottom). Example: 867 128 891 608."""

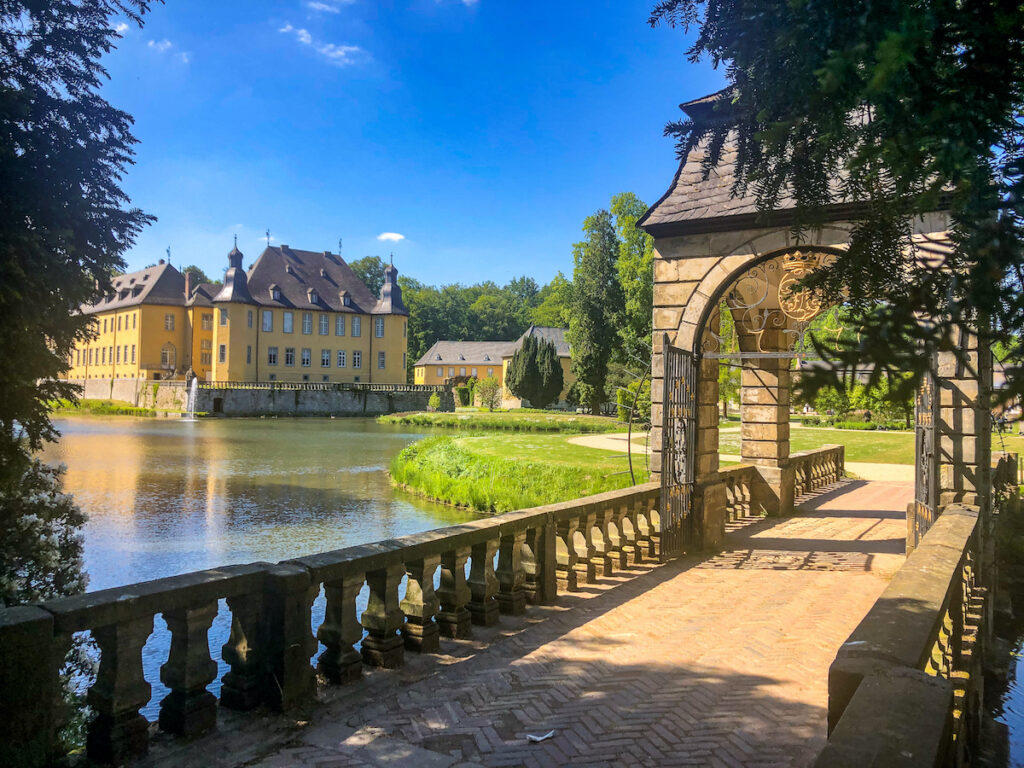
413 361 504 387
212 307 408 384
65 305 188 381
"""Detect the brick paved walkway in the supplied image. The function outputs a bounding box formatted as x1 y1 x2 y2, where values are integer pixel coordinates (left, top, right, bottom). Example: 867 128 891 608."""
145 479 910 768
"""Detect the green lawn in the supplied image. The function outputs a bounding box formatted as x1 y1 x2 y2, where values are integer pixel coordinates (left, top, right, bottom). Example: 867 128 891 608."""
378 409 623 433
390 433 646 513
719 425 1024 465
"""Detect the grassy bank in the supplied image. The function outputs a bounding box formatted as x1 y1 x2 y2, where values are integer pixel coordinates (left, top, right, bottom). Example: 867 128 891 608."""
51 398 156 417
390 434 647 513
379 408 622 433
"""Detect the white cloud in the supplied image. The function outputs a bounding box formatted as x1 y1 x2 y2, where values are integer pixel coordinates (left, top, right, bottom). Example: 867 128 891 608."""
178 52 191 64
279 24 364 67
377 232 405 242
306 1 349 12
114 22 129 34
147 39 172 52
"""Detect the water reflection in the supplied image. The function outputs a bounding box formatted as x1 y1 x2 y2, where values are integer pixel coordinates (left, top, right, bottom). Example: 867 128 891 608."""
41 417 477 591
40 416 478 720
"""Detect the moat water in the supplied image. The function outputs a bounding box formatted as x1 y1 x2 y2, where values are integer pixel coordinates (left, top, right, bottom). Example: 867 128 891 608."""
40 416 479 718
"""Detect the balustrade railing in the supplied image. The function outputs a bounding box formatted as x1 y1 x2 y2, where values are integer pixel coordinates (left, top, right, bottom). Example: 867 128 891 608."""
719 465 756 522
197 381 447 393
819 452 1019 767
1 483 659 767
791 444 845 498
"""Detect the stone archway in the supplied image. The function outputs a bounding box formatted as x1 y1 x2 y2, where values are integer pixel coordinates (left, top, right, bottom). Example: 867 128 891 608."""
642 205 989 555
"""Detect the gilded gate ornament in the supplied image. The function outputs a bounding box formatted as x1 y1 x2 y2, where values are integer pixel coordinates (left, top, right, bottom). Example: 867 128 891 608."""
778 251 832 323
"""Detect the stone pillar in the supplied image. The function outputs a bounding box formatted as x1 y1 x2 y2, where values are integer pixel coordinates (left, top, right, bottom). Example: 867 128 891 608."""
401 557 441 653
263 564 316 710
695 353 726 548
938 327 992 514
0 607 59 768
524 518 558 605
220 592 266 710
467 538 500 626
740 325 794 515
361 564 405 667
496 529 528 615
86 616 154 764
159 602 218 737
437 547 472 638
317 574 364 683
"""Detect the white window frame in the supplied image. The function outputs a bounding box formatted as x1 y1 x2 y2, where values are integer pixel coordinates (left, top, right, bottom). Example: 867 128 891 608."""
436 366 443 377
219 308 228 326
301 347 311 367
302 312 312 334
262 310 273 332
353 350 362 368
164 313 175 331
283 311 294 334
321 349 331 367
267 346 278 366
218 344 226 363
335 316 345 336
337 350 347 368
285 347 295 367
351 317 361 337
375 317 384 338
319 314 329 335
378 351 386 369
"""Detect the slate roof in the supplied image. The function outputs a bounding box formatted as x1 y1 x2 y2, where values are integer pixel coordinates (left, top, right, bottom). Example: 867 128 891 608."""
242 245 400 314
187 283 219 308
415 340 514 368
81 261 186 315
638 90 923 237
504 326 570 358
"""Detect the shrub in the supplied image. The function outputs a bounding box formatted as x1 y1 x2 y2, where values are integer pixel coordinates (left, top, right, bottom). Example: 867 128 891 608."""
456 386 471 407
616 379 651 425
476 376 501 411
427 393 441 411
833 420 877 430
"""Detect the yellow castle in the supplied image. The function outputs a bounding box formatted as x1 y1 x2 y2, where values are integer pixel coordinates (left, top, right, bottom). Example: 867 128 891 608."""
65 244 409 385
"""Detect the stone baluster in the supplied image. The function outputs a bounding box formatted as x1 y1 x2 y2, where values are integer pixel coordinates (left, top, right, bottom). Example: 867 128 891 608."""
401 557 441 653
86 616 154 764
496 530 527 615
635 501 656 560
221 592 266 710
361 563 406 667
317 574 364 683
606 504 628 570
619 505 640 565
648 502 662 559
468 538 500 626
556 517 581 591
159 602 218 737
591 506 617 576
522 529 540 604
264 564 317 710
577 508 600 583
437 547 472 638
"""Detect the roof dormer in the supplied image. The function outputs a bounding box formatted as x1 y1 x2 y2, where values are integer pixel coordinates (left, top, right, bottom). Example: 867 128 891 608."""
339 289 352 307
307 288 319 305
269 283 281 302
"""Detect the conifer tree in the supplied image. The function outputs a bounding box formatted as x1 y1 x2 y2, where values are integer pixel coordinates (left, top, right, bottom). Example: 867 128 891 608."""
568 210 624 413
535 338 565 408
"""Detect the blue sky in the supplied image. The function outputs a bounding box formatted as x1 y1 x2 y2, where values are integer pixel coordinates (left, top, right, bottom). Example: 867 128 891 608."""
106 0 724 286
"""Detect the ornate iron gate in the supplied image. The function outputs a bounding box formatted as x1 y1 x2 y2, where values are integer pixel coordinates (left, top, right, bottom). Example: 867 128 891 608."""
660 334 697 560
911 365 940 550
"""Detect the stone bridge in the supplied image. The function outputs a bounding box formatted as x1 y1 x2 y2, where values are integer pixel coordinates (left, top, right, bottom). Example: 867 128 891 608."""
6 449 1014 768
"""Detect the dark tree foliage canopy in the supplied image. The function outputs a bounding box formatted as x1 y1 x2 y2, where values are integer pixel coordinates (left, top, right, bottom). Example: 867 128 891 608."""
650 0 1024 401
0 0 156 481
506 335 564 409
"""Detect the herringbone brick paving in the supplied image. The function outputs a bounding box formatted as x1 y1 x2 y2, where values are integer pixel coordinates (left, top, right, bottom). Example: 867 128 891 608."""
144 479 909 768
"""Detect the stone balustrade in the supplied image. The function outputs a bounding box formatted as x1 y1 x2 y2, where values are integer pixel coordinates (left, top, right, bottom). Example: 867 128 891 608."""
791 444 845 498
719 464 756 522
817 452 1019 767
199 381 448 393
0 483 659 767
